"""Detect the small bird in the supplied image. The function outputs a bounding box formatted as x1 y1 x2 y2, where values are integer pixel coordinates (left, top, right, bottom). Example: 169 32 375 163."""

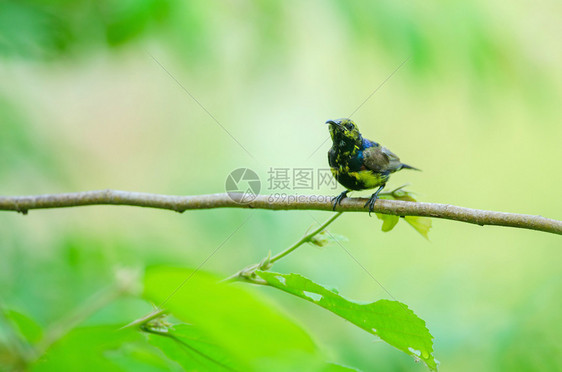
326 118 418 214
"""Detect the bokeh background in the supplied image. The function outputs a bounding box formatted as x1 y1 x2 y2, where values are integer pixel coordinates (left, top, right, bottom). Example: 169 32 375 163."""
1 1 561 371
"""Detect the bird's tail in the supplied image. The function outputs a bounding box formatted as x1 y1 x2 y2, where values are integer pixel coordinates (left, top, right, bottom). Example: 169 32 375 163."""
401 163 421 171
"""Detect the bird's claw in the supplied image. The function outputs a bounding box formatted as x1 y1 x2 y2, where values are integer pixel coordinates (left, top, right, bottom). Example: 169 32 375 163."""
364 185 385 217
331 190 349 211
364 197 377 216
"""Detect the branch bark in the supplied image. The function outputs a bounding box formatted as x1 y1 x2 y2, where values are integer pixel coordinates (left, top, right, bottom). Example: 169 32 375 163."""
0 190 560 235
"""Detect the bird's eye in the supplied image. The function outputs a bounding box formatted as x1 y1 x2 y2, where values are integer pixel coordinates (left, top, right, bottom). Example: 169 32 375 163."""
345 123 353 129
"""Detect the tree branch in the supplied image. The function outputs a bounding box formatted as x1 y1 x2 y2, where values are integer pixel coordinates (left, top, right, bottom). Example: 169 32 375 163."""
0 190 560 235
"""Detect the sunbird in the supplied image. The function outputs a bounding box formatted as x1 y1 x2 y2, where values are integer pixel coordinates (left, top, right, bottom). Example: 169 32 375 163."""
326 118 418 214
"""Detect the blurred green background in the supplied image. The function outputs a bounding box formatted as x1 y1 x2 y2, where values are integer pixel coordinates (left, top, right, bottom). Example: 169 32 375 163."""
1 0 561 371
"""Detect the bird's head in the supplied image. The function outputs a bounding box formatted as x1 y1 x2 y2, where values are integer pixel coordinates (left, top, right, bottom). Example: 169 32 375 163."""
326 118 362 147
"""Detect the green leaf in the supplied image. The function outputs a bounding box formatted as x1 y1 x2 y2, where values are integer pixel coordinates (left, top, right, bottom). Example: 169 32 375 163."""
255 271 438 371
31 325 168 372
321 363 361 371
375 214 400 232
145 322 361 372
105 0 170 46
404 216 432 239
143 267 325 371
379 187 417 202
3 309 43 344
144 323 238 372
378 188 433 237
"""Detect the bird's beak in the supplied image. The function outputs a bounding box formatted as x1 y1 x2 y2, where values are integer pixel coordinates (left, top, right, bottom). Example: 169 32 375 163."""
326 120 344 129
326 120 346 131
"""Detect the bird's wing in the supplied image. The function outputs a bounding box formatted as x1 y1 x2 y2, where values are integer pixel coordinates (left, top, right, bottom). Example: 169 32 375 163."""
328 147 337 168
363 146 402 173
381 147 403 169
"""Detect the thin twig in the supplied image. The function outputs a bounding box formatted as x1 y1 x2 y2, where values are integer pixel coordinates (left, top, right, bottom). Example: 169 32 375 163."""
270 212 343 264
223 212 343 283
0 190 560 235
119 308 167 331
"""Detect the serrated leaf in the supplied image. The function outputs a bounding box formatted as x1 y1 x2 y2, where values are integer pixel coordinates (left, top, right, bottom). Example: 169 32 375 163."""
404 216 432 239
375 214 400 232
255 271 437 371
143 267 324 370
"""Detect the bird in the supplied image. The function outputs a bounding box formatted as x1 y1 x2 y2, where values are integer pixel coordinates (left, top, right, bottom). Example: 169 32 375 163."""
326 118 418 215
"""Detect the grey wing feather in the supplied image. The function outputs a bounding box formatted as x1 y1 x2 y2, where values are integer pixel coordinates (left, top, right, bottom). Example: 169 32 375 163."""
381 147 403 171
363 146 402 173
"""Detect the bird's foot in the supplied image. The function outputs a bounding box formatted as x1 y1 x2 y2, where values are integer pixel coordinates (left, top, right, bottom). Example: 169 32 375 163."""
364 185 385 216
364 196 378 216
331 190 349 211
